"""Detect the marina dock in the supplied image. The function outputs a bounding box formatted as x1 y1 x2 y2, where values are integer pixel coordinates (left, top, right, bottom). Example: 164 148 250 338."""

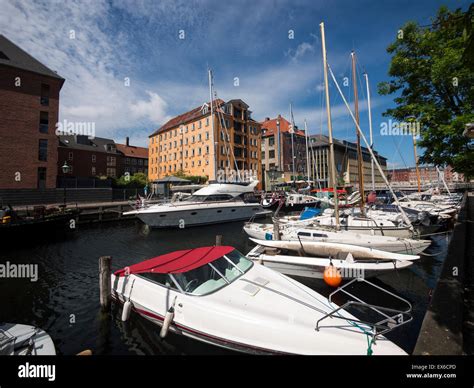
414 193 473 355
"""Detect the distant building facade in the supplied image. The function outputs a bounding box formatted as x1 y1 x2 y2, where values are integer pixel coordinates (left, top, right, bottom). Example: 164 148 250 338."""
0 34 64 189
148 99 262 184
260 115 308 190
308 134 388 189
389 165 465 187
116 137 148 176
57 135 120 181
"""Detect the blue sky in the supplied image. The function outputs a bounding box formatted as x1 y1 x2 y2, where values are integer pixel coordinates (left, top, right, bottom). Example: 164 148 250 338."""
0 0 470 169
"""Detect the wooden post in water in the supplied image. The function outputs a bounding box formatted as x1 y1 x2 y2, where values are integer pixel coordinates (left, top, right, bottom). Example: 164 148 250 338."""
99 256 112 311
215 235 222 246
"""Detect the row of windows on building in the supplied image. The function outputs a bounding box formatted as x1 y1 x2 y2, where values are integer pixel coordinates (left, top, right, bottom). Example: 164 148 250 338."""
151 132 210 154
151 119 211 144
150 159 209 174
151 145 211 164
66 152 147 167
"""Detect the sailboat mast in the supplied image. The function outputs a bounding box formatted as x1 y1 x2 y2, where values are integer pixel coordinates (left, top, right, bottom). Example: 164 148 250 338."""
290 103 296 183
412 132 421 192
364 72 375 191
208 69 217 181
320 22 340 228
351 52 365 214
304 119 311 186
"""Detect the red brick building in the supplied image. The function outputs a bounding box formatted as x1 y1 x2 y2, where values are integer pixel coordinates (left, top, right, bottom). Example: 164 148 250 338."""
390 165 465 186
0 34 64 189
116 137 148 176
57 135 120 180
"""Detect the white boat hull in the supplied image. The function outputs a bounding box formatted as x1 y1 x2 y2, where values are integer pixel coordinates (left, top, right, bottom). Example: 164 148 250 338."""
243 223 431 255
111 263 406 355
0 323 56 355
247 248 413 279
128 203 270 228
249 238 420 261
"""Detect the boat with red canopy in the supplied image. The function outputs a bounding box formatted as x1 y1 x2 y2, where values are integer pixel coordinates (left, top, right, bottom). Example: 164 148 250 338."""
111 246 409 355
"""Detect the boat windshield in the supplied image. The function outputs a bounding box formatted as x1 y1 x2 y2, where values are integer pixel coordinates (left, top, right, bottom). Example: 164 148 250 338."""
171 249 253 296
182 194 236 203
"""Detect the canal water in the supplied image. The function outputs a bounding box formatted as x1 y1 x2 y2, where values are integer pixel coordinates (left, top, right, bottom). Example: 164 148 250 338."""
0 219 450 355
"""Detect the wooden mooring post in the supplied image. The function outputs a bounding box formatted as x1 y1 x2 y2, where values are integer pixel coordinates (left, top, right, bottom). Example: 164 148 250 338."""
99 256 112 311
215 235 222 246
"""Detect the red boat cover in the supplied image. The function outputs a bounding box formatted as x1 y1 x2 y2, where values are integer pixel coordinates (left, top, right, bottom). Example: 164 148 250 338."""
114 246 235 276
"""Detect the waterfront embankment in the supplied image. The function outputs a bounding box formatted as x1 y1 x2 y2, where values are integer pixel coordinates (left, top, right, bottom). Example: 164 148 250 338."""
414 192 473 355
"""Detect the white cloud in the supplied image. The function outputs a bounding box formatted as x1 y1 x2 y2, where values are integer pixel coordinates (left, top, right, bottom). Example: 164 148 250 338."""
130 91 169 123
0 0 170 140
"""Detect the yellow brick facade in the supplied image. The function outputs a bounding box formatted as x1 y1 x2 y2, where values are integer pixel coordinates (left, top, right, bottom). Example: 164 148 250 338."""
148 99 262 185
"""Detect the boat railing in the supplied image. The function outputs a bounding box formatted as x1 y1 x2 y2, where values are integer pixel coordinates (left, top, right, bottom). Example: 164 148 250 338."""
315 278 412 341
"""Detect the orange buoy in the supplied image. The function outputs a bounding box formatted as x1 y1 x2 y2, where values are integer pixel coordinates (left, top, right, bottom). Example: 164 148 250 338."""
323 265 342 287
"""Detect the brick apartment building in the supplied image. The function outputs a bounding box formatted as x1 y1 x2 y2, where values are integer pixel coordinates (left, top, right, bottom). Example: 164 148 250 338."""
116 137 148 176
389 165 465 186
148 99 262 183
57 135 121 181
260 115 307 189
58 135 148 184
0 34 64 189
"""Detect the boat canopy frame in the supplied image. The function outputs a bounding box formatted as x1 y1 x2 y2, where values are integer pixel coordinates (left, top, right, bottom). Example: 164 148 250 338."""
315 278 412 342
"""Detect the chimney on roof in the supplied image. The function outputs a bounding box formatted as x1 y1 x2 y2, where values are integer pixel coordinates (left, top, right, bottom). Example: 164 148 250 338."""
278 114 282 119
126 137 129 146
265 117 270 121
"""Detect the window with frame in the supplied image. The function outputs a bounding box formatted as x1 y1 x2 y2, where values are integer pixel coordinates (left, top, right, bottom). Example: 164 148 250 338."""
38 139 48 161
40 84 50 106
39 112 49 133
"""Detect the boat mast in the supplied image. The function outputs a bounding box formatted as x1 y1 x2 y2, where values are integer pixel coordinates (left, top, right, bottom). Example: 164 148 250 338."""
208 69 217 182
436 166 451 195
351 51 365 215
364 72 375 191
327 64 415 232
412 132 421 192
304 119 311 187
290 103 296 184
320 22 340 229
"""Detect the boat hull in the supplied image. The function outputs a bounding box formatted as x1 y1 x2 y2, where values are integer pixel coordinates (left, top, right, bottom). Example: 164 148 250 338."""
111 264 406 355
131 203 270 228
243 224 431 255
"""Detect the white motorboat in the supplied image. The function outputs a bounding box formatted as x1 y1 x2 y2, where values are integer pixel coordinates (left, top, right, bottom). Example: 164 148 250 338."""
124 181 271 228
0 323 56 355
249 238 420 261
111 246 408 355
243 222 431 255
247 244 414 279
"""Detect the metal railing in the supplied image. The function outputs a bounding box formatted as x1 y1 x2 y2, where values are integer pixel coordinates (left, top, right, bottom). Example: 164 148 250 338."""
315 278 413 340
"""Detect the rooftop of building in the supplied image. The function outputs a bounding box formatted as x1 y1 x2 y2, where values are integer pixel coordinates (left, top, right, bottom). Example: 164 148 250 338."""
116 140 148 159
260 115 305 137
58 135 117 153
0 34 64 81
150 99 225 137
308 134 387 161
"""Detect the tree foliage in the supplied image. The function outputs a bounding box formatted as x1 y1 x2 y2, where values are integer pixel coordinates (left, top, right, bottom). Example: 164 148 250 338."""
115 172 148 187
379 5 474 178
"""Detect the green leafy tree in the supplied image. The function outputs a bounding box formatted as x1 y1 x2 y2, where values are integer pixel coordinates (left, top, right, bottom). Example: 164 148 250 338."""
379 5 474 178
116 172 148 187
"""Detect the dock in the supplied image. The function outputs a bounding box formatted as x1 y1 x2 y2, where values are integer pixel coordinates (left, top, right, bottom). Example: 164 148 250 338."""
11 200 160 225
413 192 473 355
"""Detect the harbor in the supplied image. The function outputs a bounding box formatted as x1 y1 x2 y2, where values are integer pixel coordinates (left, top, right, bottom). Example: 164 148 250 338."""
0 208 459 355
1 0 473 385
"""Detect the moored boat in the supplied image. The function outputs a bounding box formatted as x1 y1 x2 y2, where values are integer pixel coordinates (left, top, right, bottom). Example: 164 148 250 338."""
111 246 407 355
0 323 56 355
